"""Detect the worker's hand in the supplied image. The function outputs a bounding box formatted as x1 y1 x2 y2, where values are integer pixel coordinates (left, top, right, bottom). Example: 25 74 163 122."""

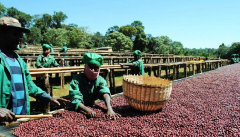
0 108 15 122
106 110 121 120
86 109 96 118
49 98 71 109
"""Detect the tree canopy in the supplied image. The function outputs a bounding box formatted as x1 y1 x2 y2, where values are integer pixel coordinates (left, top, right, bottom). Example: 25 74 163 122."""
0 2 239 59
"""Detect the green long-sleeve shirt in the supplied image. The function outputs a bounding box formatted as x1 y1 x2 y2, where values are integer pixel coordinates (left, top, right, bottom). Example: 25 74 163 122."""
60 46 68 53
35 54 59 68
0 51 49 114
69 73 111 110
128 59 145 75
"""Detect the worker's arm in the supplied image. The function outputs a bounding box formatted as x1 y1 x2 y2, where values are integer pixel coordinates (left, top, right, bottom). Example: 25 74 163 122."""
78 103 96 118
102 93 121 120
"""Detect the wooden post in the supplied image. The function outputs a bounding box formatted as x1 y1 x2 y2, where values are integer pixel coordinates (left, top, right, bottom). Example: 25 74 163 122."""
148 66 152 76
60 73 65 89
104 69 110 86
173 65 176 80
165 66 168 79
109 69 113 92
112 69 116 94
192 64 195 75
158 65 162 78
184 64 187 77
176 65 179 79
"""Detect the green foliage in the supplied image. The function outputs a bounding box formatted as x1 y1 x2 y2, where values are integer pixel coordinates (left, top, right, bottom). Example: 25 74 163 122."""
118 25 138 40
26 27 42 45
216 43 229 59
43 28 68 46
106 25 119 35
0 3 6 16
131 20 144 30
92 32 104 48
171 41 184 55
6 7 32 28
104 32 133 51
52 11 68 28
66 27 92 48
1 3 239 59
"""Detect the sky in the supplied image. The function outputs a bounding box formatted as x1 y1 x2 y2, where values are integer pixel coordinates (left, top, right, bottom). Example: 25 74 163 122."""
1 0 240 49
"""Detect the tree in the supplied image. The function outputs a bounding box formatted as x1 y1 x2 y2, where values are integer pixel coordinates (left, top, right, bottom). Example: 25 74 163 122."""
25 27 42 45
171 41 184 55
131 20 144 30
133 26 148 51
105 25 119 35
118 25 138 41
66 27 92 48
43 28 68 46
52 11 67 28
104 32 133 51
92 32 104 48
6 7 32 28
0 3 6 16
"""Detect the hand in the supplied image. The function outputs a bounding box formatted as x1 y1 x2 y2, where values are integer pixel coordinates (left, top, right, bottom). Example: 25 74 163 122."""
86 109 96 118
0 108 15 122
106 110 121 120
49 98 71 109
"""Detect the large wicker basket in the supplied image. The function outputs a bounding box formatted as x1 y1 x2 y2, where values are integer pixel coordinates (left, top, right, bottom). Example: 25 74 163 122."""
123 75 172 111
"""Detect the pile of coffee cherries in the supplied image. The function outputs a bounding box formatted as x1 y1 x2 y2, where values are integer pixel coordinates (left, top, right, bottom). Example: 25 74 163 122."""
13 64 240 136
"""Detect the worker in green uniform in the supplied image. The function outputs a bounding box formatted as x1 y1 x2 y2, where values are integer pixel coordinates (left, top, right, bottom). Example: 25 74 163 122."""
60 42 69 66
69 52 121 120
0 17 70 122
120 50 145 75
49 44 54 53
35 44 59 68
35 44 59 112
60 42 68 53
23 42 28 48
16 44 22 50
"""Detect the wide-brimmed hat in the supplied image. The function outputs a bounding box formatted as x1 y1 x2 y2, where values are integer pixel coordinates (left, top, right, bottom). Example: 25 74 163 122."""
0 16 30 33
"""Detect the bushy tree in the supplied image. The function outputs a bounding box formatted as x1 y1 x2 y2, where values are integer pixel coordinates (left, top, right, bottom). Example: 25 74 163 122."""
92 32 104 48
104 32 133 51
25 27 42 45
52 11 67 28
118 25 138 41
0 3 6 16
6 7 32 28
106 25 119 35
66 27 92 48
171 41 184 55
43 28 68 46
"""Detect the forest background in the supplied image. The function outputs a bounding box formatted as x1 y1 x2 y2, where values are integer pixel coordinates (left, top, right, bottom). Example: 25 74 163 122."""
0 2 239 59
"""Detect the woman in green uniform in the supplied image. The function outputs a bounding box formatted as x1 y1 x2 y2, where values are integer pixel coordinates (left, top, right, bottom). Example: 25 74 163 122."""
69 52 121 120
120 50 145 75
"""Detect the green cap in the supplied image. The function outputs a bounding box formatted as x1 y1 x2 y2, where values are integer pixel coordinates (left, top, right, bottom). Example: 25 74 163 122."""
42 44 51 49
132 50 142 57
49 44 53 47
82 52 104 66
63 42 67 46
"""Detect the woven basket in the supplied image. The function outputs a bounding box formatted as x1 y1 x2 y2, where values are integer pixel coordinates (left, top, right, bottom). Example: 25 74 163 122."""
123 75 172 111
